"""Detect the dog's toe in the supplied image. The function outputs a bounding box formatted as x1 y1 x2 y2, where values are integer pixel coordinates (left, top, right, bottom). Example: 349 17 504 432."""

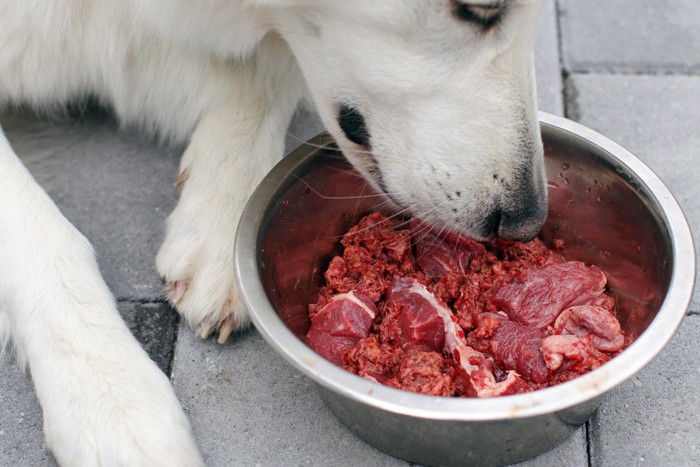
160 255 249 344
166 279 190 305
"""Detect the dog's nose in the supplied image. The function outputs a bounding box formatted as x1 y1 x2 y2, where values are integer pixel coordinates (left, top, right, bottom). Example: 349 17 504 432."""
497 178 548 242
337 104 370 146
497 202 547 242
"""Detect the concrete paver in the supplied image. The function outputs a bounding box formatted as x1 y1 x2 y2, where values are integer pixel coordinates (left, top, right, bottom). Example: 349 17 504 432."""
559 0 700 73
172 324 407 467
589 315 700 466
0 354 56 467
535 0 565 116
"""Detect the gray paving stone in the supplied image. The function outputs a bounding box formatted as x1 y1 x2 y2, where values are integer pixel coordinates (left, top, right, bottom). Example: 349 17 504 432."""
535 0 565 116
589 314 700 466
171 324 407 467
558 0 700 73
514 426 587 467
568 73 700 311
0 354 57 467
2 110 182 301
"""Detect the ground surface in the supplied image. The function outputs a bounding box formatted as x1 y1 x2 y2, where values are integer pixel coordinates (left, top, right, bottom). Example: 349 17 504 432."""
2 1 699 465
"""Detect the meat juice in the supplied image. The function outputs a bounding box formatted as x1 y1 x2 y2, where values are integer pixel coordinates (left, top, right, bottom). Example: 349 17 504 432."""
306 212 629 398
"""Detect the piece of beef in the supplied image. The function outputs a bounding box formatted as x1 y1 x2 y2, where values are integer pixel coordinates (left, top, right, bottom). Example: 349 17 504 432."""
388 277 449 352
486 316 550 385
497 237 565 270
306 291 377 365
317 213 417 305
491 261 607 329
456 345 531 397
412 220 486 276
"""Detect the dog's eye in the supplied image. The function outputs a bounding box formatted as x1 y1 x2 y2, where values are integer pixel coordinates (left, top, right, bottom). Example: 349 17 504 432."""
451 1 504 28
337 104 370 147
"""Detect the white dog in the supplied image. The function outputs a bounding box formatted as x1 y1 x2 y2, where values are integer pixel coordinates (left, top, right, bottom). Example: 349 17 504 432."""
0 0 546 465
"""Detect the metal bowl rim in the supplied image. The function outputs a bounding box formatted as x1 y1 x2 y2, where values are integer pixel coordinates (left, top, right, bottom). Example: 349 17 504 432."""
235 111 695 422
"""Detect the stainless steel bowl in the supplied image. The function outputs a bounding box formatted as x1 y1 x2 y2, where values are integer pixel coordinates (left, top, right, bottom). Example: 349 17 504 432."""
235 112 695 466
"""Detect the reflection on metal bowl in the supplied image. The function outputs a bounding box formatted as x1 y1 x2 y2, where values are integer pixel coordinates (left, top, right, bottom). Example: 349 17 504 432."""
235 113 695 466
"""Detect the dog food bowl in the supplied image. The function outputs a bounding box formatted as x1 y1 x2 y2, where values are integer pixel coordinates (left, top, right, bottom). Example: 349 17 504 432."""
234 112 695 466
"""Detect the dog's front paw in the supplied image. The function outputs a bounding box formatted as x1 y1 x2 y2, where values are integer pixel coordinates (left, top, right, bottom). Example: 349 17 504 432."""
156 184 248 344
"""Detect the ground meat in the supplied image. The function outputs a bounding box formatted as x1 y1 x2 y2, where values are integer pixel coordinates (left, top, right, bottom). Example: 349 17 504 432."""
306 213 628 397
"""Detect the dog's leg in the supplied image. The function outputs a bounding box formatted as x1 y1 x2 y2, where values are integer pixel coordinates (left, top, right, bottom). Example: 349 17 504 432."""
156 34 305 342
0 127 203 466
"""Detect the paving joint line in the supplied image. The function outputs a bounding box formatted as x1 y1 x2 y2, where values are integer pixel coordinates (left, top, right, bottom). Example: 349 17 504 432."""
168 317 181 378
565 68 700 78
115 297 168 304
585 420 593 467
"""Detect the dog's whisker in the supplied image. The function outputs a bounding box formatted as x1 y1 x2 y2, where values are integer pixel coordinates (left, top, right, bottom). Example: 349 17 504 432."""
285 172 385 200
283 133 377 160
324 202 417 241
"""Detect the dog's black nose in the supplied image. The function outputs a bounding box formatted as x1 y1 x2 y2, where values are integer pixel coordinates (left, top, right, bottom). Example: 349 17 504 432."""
337 104 370 146
497 179 548 241
498 203 547 242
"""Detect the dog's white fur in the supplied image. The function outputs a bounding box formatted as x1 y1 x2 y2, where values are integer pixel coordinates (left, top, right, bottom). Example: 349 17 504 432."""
0 0 545 464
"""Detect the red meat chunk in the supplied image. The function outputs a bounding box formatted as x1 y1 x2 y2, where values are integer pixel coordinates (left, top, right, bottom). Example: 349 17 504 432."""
491 261 607 329
388 277 448 352
412 220 486 276
485 315 549 385
306 291 377 365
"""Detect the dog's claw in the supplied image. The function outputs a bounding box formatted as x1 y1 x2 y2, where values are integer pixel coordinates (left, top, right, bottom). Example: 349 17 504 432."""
217 316 237 344
166 280 190 305
199 320 214 339
174 167 191 188
163 278 242 343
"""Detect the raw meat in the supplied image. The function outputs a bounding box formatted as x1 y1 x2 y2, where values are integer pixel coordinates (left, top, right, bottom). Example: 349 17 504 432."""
554 305 624 352
306 213 629 397
491 262 607 329
472 313 550 385
306 291 377 366
412 220 486 276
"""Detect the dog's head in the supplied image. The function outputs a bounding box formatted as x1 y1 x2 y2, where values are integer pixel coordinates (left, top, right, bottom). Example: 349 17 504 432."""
274 0 547 241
